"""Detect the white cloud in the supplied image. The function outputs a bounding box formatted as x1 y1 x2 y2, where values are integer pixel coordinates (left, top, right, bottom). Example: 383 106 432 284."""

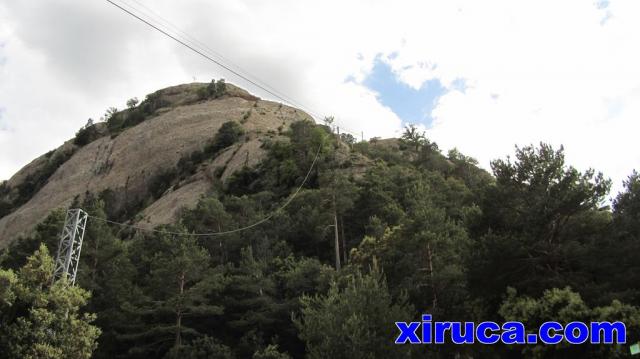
0 0 638 197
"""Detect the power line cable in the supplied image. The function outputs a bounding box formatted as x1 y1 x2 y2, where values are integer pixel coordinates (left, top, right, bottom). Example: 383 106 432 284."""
107 0 363 137
120 0 325 120
97 1 364 236
106 0 311 114
89 140 323 236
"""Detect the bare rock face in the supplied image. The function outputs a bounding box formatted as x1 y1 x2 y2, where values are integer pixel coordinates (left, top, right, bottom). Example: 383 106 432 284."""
0 83 312 247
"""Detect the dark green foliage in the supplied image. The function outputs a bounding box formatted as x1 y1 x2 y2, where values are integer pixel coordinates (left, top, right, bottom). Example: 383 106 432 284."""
127 97 139 108
2 118 639 358
339 132 356 145
499 287 640 358
295 268 415 359
0 209 65 270
150 168 179 199
105 91 169 135
0 199 11 219
226 166 261 196
74 119 101 146
122 233 224 357
0 245 101 358
165 336 234 359
0 183 9 219
613 170 640 235
469 143 612 309
140 91 169 115
146 121 245 197
206 121 245 156
6 149 75 213
198 79 228 100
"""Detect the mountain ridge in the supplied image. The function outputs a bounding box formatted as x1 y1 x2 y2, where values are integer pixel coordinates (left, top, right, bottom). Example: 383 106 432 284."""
0 82 314 246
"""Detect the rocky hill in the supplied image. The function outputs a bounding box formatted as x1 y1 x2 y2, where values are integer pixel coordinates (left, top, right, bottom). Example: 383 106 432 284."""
0 82 314 247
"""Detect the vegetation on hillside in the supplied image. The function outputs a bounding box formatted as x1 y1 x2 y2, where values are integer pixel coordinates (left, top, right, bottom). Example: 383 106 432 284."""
1 119 639 358
0 80 231 222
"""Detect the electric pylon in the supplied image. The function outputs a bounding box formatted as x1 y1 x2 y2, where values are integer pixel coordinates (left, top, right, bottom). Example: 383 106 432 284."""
53 208 88 285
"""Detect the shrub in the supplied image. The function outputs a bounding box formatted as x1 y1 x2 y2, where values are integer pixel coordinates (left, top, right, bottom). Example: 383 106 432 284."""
139 91 168 115
106 112 125 133
241 110 251 124
226 166 261 196
74 119 101 146
0 181 9 196
122 109 145 128
11 150 74 209
149 168 178 199
0 199 11 218
199 79 228 100
126 97 139 108
206 121 245 155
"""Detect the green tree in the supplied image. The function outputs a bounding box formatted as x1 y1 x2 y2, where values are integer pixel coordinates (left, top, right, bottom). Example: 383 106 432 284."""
471 143 611 306
319 170 359 269
295 268 415 359
500 287 640 358
0 209 65 270
0 244 101 359
127 97 139 108
121 233 224 357
594 171 640 304
613 170 640 236
207 121 245 155
400 124 426 151
351 203 469 317
75 196 138 359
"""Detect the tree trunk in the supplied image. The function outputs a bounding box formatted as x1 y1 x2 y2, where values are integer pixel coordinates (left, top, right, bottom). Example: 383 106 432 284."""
175 271 185 349
340 216 347 264
333 195 341 270
426 242 438 309
91 236 99 283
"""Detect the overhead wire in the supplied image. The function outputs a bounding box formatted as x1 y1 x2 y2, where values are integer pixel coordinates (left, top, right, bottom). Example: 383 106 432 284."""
109 0 363 137
121 0 330 123
98 0 366 236
89 140 323 236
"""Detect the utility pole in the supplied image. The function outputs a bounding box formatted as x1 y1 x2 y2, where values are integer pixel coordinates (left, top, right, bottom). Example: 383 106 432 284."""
53 208 88 285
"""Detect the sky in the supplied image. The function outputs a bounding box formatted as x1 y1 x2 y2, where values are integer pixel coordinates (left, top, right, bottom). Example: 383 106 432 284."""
0 0 638 200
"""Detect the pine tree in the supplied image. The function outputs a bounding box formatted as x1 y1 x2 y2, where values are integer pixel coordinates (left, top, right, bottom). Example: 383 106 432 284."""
0 244 101 358
121 233 224 357
295 268 415 359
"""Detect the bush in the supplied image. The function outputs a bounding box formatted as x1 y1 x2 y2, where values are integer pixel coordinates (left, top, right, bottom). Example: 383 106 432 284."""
126 97 139 108
0 181 9 196
199 79 228 100
74 122 101 146
106 112 125 133
206 121 245 155
0 199 11 218
122 109 146 128
139 91 168 115
149 168 178 199
226 166 261 195
13 150 74 208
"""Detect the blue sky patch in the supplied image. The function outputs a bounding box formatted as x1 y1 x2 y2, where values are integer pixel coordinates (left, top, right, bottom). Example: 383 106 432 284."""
362 58 447 127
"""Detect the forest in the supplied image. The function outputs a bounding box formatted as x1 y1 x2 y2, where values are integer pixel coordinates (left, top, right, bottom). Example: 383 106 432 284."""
0 119 639 358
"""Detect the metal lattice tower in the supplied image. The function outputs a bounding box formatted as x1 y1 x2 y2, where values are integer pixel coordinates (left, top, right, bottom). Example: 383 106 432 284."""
53 208 88 285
